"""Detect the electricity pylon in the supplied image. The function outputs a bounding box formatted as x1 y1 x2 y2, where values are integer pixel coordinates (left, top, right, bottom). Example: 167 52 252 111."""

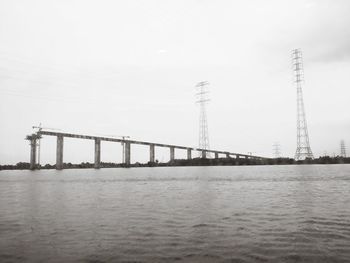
340 140 346 157
273 142 281 158
196 81 210 157
292 49 314 160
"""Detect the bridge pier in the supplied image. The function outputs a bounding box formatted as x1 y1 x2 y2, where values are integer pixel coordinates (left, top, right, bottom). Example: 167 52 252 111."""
150 144 155 163
28 130 268 170
125 142 131 166
94 138 101 169
170 147 175 162
235 155 240 165
187 148 192 160
56 135 64 170
29 138 37 170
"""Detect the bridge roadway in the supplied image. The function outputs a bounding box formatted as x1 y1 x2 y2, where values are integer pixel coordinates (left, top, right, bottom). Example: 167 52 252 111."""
27 130 267 170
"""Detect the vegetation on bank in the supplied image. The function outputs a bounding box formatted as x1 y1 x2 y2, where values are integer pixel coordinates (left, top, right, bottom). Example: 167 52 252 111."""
0 156 350 171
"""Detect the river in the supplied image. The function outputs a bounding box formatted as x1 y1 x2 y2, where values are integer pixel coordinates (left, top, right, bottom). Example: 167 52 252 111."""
0 165 349 262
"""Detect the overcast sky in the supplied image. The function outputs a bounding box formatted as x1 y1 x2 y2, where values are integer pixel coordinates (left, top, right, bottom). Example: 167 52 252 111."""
1 0 349 164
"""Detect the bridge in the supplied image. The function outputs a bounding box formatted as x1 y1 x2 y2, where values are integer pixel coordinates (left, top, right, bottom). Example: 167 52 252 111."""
26 130 268 170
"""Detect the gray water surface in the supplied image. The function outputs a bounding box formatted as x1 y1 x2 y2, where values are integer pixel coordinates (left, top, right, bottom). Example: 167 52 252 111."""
0 165 350 262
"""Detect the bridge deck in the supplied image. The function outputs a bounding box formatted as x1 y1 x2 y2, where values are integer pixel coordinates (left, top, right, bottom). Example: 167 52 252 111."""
38 130 264 159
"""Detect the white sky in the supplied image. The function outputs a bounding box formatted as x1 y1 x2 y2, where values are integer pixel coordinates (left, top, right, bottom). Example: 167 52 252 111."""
1 0 350 164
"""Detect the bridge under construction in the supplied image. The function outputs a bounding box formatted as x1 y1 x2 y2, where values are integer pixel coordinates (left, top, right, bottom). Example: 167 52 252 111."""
26 130 268 170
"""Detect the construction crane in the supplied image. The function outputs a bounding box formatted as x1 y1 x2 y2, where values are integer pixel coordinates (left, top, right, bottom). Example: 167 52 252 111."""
99 134 130 163
113 135 130 163
32 124 60 167
32 123 61 132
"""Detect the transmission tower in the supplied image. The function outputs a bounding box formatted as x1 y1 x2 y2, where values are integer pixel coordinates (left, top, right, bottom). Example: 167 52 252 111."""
340 140 346 157
292 49 314 160
273 142 281 158
196 81 210 157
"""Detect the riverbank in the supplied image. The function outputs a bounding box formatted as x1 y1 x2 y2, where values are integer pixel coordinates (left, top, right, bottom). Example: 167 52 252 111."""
1 156 349 171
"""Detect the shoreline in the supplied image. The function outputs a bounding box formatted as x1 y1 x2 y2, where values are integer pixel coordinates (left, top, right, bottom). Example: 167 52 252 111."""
1 156 349 171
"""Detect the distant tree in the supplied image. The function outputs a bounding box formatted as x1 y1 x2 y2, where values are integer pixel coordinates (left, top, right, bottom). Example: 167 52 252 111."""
15 162 30 169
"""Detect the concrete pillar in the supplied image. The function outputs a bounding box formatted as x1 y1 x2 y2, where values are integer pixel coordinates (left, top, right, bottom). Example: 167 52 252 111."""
215 152 219 159
235 155 240 165
187 148 192 160
170 147 175 161
94 138 101 169
56 135 64 170
202 150 206 159
150 144 155 163
30 138 37 170
125 142 131 166
226 153 230 158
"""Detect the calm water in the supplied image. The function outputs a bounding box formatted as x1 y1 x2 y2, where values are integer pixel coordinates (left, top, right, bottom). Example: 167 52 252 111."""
0 165 350 262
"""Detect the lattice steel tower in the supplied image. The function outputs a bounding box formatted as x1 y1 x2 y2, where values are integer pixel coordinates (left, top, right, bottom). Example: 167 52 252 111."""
292 49 314 160
273 142 281 158
340 140 346 157
196 81 210 156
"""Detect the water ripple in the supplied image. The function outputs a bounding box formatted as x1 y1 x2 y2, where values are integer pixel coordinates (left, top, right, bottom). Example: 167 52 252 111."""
1 165 350 262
